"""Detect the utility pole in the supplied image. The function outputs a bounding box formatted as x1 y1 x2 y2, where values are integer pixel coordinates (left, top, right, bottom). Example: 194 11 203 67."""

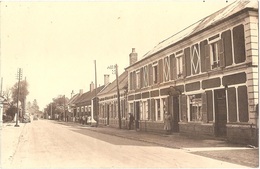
15 68 22 127
94 60 98 127
115 64 122 129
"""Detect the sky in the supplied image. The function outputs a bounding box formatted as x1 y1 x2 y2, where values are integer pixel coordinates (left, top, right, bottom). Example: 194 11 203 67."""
1 0 237 110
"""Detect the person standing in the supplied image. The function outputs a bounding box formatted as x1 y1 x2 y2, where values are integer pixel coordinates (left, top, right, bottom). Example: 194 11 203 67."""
129 113 134 130
164 112 171 134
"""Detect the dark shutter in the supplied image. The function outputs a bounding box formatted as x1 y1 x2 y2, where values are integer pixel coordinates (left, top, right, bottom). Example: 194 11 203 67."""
206 90 213 121
218 39 225 68
130 72 132 90
238 86 249 122
180 95 187 122
221 30 233 66
205 44 211 71
202 92 208 123
158 59 163 83
140 67 143 88
133 71 136 90
233 24 246 64
151 99 155 121
148 99 151 120
148 64 153 86
200 40 208 72
182 52 186 77
227 87 237 122
184 47 191 77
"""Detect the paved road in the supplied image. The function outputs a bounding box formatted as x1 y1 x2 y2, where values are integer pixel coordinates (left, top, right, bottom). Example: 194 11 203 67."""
2 120 248 168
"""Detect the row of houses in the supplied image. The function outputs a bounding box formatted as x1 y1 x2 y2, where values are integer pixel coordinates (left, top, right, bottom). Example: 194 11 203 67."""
67 1 258 145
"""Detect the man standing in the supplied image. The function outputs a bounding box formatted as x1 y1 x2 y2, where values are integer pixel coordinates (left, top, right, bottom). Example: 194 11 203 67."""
129 113 134 130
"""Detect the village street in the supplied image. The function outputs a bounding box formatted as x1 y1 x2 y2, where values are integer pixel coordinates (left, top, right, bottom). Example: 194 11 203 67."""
1 119 257 168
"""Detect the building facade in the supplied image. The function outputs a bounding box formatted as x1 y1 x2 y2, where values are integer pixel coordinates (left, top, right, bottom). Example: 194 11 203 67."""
125 1 258 145
98 72 128 129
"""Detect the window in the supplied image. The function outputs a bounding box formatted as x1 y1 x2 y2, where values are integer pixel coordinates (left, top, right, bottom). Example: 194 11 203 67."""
156 99 161 121
189 94 202 122
191 44 200 74
129 103 134 118
77 107 80 113
140 101 143 120
163 56 170 81
141 100 148 120
85 106 88 112
136 70 140 89
176 55 183 78
206 34 224 70
153 62 158 84
81 106 84 112
210 42 220 69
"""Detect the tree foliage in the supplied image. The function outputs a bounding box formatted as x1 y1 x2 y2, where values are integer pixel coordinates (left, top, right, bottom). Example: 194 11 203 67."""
11 80 29 110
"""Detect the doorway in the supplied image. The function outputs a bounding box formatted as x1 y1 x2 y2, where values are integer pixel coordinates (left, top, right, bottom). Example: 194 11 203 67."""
135 102 140 129
171 96 179 132
214 89 227 137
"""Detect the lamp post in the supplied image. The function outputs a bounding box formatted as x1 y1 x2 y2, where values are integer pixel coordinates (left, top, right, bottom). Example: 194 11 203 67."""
15 68 22 127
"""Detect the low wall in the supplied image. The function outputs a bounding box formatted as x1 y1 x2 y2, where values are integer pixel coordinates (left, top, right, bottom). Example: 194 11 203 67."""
227 124 258 146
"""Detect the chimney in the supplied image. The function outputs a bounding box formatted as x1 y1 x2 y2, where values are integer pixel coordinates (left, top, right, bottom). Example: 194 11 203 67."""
90 81 94 92
79 89 83 95
129 48 138 66
104 74 110 85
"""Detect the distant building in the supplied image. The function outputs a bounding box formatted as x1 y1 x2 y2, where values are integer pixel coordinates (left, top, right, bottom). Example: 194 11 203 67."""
125 1 258 145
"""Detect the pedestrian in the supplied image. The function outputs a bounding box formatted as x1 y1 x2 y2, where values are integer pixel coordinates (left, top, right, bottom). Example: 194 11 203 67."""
164 112 171 134
85 115 88 125
82 115 85 125
128 113 134 130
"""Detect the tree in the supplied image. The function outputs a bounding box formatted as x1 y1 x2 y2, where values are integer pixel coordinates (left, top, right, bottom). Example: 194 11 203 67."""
3 87 12 103
6 103 17 120
11 80 29 115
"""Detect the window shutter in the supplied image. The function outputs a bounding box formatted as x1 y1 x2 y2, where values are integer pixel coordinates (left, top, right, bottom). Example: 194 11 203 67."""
148 99 151 120
170 54 177 80
148 64 153 86
151 99 155 121
133 71 136 90
180 95 187 122
202 92 208 123
205 44 211 71
140 67 143 88
218 39 225 68
129 72 132 90
182 52 186 77
158 59 163 83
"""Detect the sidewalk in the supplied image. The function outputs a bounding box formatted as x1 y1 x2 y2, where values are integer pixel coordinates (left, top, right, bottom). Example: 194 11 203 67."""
1 122 26 168
77 123 259 168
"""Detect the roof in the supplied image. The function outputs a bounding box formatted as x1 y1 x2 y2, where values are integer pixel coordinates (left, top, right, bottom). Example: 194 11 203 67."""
67 93 80 106
74 85 106 105
132 1 258 66
97 71 128 97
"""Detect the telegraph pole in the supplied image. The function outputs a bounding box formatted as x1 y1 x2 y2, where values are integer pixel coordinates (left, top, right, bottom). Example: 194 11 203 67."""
15 68 22 127
94 60 98 127
115 64 122 129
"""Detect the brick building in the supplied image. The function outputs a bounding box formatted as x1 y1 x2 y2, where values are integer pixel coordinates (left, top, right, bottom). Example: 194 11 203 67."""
125 1 258 145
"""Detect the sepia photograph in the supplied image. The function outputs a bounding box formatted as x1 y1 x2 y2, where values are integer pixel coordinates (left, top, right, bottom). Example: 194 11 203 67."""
0 0 259 168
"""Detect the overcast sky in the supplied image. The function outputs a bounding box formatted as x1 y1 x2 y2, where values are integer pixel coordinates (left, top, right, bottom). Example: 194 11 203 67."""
1 0 236 110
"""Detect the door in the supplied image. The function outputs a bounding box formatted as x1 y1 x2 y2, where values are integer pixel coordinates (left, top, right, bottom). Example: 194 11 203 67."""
135 102 140 129
172 96 180 132
215 89 227 137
